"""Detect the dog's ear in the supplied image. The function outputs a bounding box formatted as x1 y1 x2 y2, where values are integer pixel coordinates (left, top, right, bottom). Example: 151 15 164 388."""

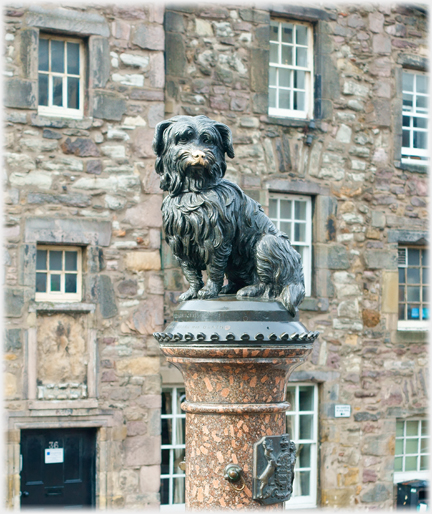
214 122 235 159
153 119 175 156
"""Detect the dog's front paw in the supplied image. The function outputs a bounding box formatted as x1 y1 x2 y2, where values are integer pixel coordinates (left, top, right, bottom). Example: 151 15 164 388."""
197 281 220 299
179 288 200 301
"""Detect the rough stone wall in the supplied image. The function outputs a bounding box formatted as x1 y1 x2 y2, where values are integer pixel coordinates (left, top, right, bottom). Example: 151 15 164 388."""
162 3 428 509
4 3 165 509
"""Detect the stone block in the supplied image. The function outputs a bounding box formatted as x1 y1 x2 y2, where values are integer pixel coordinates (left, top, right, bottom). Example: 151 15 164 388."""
4 373 17 398
165 32 186 77
361 483 392 503
362 435 390 456
364 249 397 270
125 252 161 272
195 19 213 36
4 288 24 318
112 19 131 40
369 12 384 33
314 269 334 298
25 6 110 37
373 34 391 54
118 279 138 297
6 111 27 124
165 11 185 33
4 79 37 109
124 196 162 229
250 49 269 93
93 92 127 121
382 271 398 314
371 211 385 228
132 23 164 51
125 297 164 335
148 103 165 128
372 99 391 127
89 36 110 88
4 329 22 351
72 175 140 193
97 275 118 319
42 129 62 140
87 246 104 273
132 127 155 158
117 357 160 377
27 193 91 208
20 28 38 80
18 244 36 288
125 435 161 467
61 137 99 157
321 488 354 507
314 244 350 270
342 80 369 97
86 160 102 175
314 195 337 243
149 52 165 89
140 465 161 493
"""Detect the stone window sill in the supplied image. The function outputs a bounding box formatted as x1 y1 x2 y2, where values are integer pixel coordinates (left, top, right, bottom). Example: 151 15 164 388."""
29 399 98 410
29 302 96 313
261 115 311 128
299 297 329 312
394 160 428 174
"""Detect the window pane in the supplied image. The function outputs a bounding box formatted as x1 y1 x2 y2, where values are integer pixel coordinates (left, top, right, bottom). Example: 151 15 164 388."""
65 274 77 293
38 74 48 106
38 38 49 72
413 131 427 150
408 305 420 320
36 273 47 293
406 421 419 436
422 307 429 320
269 88 276 109
399 268 405 284
279 68 290 88
174 447 186 474
269 199 277 219
281 45 292 66
395 439 403 455
406 438 419 454
286 414 296 440
299 386 313 411
299 414 313 440
270 24 279 42
286 387 296 411
420 438 428 453
49 251 62 271
422 287 428 302
281 23 293 43
162 390 173 415
161 449 170 475
279 89 290 109
294 201 307 221
162 418 173 445
416 75 428 94
416 95 428 111
298 471 310 495
296 47 308 67
294 70 306 90
53 76 63 107
51 40 65 73
403 93 413 110
67 42 80 75
399 286 405 302
402 116 410 127
65 251 78 271
36 250 47 270
294 223 306 242
67 77 80 110
408 249 420 266
173 476 185 504
298 443 311 468
402 73 414 92
294 91 305 111
177 388 186 414
420 455 428 471
422 250 428 267
296 25 308 46
280 200 292 219
398 304 405 320
421 420 428 436
160 478 169 504
280 221 291 235
269 67 276 87
405 456 418 471
50 274 61 292
413 117 428 129
407 268 420 284
394 456 403 472
270 43 278 64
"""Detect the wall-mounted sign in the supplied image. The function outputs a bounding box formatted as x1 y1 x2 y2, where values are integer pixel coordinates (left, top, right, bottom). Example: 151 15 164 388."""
335 405 351 418
45 448 64 464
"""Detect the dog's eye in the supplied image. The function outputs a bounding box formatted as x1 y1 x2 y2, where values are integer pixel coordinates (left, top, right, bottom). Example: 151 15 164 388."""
179 135 189 143
202 136 213 144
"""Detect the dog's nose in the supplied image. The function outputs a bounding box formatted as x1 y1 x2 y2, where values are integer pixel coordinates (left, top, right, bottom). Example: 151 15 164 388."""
192 150 205 160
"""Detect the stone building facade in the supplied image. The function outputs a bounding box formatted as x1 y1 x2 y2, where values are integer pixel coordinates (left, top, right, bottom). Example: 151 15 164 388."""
3 2 429 510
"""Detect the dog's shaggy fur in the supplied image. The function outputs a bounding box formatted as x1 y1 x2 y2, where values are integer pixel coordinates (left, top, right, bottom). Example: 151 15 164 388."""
153 115 305 315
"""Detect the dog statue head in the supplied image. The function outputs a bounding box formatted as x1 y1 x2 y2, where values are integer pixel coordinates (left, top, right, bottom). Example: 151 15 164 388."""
152 115 235 196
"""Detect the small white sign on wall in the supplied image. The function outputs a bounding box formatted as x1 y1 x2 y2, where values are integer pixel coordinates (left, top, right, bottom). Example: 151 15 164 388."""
335 404 351 418
44 448 64 464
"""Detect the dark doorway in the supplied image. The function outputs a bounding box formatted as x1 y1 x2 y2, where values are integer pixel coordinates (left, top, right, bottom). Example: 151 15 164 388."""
20 428 96 509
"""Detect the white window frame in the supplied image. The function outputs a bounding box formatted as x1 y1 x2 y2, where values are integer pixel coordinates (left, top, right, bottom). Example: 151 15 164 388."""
394 419 429 484
397 247 429 331
269 20 314 119
160 385 186 511
401 70 428 166
269 193 312 297
285 382 318 509
35 245 82 303
38 35 85 120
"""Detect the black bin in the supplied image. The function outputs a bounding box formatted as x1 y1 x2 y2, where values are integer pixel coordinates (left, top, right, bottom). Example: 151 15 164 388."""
397 480 428 510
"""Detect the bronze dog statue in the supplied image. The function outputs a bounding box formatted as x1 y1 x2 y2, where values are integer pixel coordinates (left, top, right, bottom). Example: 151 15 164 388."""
152 115 305 315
